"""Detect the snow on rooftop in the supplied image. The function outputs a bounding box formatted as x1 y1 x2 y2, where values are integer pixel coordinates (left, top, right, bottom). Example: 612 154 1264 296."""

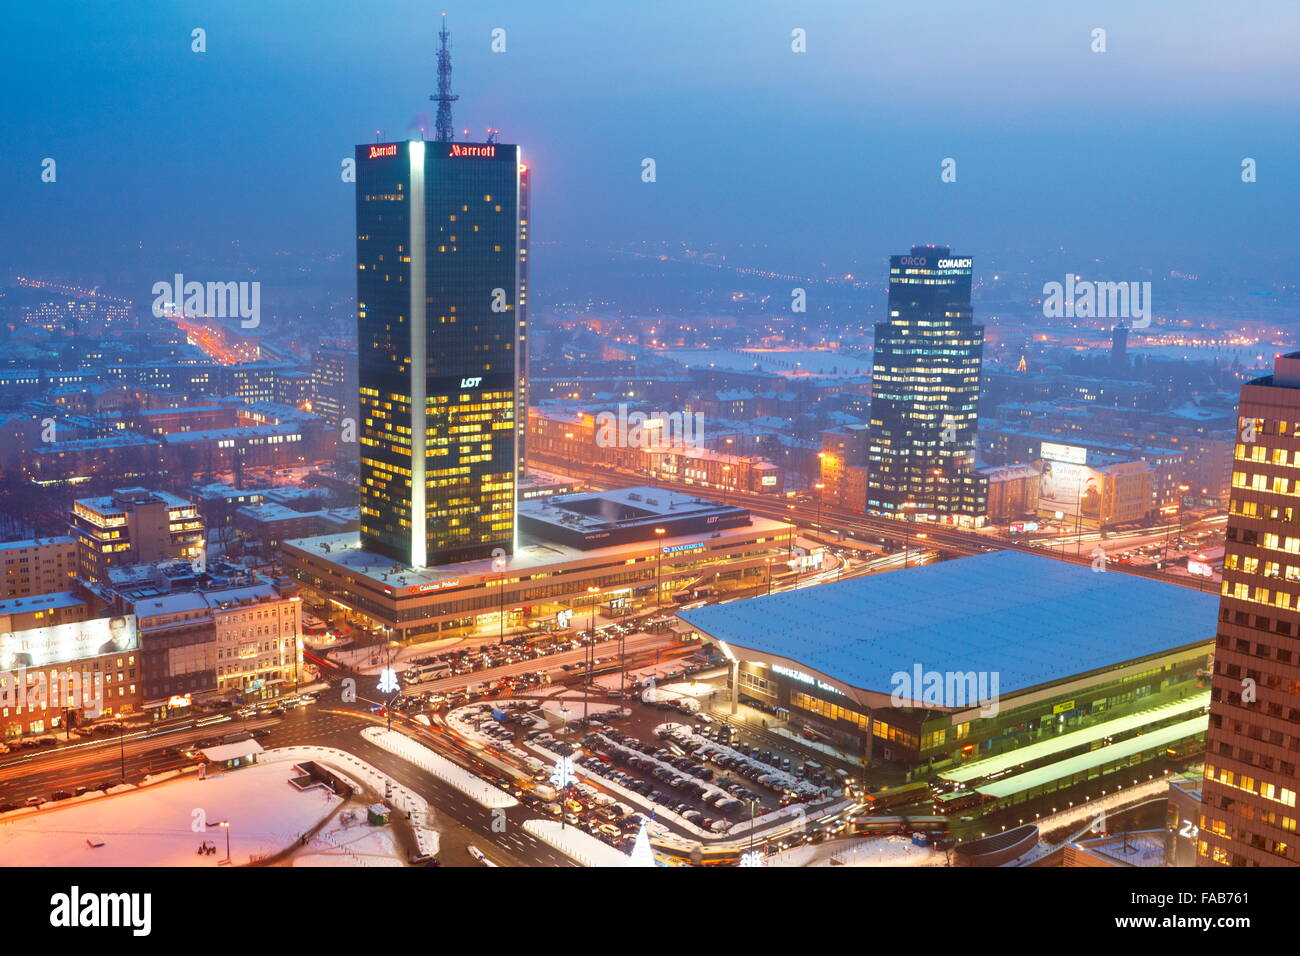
679 550 1217 695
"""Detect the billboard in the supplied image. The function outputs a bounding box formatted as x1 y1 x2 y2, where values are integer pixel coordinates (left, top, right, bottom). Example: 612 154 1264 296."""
1040 441 1087 465
1038 460 1104 519
0 616 138 670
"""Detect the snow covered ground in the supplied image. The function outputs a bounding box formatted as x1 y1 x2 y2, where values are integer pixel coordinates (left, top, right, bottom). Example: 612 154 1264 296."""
0 761 342 867
263 744 440 863
524 819 637 867
360 726 518 809
292 807 409 868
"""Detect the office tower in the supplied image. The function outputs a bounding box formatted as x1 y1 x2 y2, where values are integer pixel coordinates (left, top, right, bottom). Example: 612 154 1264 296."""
355 138 523 568
867 244 985 519
1200 351 1300 866
516 162 530 486
310 346 359 428
1111 321 1129 372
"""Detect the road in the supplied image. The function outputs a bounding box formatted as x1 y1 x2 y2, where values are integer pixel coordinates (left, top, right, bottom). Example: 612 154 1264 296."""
0 688 580 867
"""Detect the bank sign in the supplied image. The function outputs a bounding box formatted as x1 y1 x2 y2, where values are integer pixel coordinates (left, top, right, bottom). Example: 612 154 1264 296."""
772 664 845 697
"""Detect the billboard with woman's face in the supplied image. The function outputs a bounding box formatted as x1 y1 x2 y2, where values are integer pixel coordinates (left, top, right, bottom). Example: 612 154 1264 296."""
0 616 138 670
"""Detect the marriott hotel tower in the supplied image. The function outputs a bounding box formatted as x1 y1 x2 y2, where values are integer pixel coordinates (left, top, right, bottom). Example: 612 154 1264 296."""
355 140 529 568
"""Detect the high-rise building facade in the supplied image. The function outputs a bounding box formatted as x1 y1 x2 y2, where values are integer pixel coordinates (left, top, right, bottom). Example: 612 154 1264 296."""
355 139 523 568
1200 351 1300 866
867 245 985 519
515 163 530 488
310 347 358 428
71 488 205 582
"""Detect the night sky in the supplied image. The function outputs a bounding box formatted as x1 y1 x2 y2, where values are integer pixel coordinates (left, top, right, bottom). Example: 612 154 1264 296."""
3 0 1298 299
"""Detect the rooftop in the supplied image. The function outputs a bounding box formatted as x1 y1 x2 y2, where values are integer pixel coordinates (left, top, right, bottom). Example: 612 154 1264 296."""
0 590 84 615
0 535 75 552
284 513 791 593
678 550 1217 697
520 486 744 532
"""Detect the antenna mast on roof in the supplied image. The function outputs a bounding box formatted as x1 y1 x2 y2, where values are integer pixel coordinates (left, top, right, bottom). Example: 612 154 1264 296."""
431 13 459 143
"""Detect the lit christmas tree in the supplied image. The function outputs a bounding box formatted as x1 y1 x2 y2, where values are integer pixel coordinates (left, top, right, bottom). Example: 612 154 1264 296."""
628 821 657 867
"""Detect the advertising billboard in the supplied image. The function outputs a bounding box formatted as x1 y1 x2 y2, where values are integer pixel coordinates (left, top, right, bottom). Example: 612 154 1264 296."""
1040 442 1088 465
0 615 138 670
1038 460 1104 519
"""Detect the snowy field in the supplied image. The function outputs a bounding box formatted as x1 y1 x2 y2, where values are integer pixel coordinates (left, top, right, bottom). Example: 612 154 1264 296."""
0 761 342 867
293 808 407 868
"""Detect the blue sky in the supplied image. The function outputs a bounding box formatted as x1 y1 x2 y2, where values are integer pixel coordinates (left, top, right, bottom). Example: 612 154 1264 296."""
2 0 1298 296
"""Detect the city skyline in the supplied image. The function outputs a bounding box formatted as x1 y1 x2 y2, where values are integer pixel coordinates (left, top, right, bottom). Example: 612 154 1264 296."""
4 1 1300 309
0 0 1294 909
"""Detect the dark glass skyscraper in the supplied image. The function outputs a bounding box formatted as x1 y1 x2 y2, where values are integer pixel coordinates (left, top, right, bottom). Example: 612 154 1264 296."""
867 244 984 519
355 139 524 567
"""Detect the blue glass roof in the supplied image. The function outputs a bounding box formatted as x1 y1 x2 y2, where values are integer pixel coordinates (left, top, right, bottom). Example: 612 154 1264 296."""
679 550 1216 694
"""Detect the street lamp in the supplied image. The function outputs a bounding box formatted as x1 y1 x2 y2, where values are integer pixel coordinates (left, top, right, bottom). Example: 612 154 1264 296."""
901 501 917 567
217 819 231 864
653 527 667 610
814 482 826 534
584 585 599 725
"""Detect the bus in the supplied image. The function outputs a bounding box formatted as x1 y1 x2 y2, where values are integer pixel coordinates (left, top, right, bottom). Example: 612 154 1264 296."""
933 789 988 815
848 814 950 836
861 780 931 814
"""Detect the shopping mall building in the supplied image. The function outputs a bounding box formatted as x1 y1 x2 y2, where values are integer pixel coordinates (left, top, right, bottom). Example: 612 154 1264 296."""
282 486 795 642
678 551 1216 797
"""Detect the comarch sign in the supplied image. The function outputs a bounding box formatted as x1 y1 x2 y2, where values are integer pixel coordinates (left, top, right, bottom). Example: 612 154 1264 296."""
771 664 845 697
937 257 972 269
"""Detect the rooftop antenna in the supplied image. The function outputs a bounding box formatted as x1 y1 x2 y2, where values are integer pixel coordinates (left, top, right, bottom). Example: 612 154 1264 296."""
431 12 459 143
486 127 498 144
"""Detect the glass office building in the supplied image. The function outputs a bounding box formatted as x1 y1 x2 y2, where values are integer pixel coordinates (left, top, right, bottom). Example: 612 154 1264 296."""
867 244 985 519
355 139 524 567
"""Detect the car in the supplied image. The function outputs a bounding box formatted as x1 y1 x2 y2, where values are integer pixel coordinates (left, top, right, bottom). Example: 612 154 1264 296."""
467 845 497 866
50 790 72 801
24 796 46 807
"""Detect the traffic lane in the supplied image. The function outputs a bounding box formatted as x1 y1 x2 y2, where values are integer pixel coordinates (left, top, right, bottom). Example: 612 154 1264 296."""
263 710 578 867
0 714 290 793
343 731 578 867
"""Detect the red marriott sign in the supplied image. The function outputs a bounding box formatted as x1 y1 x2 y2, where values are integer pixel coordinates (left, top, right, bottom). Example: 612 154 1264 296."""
368 144 398 159
450 144 496 158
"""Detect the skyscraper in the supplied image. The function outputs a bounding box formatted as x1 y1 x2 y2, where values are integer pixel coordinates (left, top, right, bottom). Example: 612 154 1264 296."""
1200 351 1300 866
355 138 524 568
867 244 985 520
